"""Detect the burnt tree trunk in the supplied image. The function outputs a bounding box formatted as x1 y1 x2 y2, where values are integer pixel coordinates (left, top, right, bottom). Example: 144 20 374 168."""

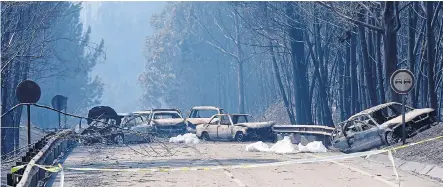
376 32 385 104
426 1 438 109
344 42 351 117
350 28 359 113
234 11 245 113
408 2 417 107
287 4 312 124
270 41 295 124
383 1 400 102
357 8 377 107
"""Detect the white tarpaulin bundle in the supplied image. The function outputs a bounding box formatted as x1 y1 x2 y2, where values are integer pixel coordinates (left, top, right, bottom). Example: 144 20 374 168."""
245 141 271 152
298 141 327 153
245 136 327 154
169 133 200 144
270 136 296 153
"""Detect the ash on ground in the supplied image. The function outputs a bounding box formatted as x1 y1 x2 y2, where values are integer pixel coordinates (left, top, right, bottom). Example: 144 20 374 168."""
388 123 443 167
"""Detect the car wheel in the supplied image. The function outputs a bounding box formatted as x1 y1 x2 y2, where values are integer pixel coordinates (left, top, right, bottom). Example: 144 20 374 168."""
431 117 439 126
235 132 245 142
385 131 397 146
113 134 124 145
201 132 210 141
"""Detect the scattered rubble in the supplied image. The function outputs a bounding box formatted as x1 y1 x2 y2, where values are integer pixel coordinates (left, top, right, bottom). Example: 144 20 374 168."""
169 133 200 144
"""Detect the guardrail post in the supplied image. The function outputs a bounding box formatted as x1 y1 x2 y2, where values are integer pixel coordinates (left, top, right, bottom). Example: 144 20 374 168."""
7 173 14 186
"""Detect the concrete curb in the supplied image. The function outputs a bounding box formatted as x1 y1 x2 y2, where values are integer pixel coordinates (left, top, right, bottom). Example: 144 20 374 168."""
367 153 443 181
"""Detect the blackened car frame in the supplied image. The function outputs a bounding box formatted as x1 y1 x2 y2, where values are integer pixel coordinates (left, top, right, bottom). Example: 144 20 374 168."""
331 102 438 153
80 106 125 145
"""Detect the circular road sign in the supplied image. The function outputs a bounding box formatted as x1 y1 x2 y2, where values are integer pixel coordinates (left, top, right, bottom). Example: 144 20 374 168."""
390 69 415 94
16 80 41 103
51 95 68 111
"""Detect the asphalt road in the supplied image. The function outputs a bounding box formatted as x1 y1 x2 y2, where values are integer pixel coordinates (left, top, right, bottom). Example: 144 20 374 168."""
49 141 443 187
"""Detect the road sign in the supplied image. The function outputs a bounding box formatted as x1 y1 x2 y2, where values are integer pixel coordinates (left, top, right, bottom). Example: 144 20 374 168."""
51 95 68 111
51 95 68 129
15 80 41 103
15 80 41 145
390 69 415 94
390 69 415 145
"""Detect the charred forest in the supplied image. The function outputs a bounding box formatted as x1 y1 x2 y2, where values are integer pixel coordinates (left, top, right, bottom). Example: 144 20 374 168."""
1 1 443 155
1 2 105 154
141 1 443 126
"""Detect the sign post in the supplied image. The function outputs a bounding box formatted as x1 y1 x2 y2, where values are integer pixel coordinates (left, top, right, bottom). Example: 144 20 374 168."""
390 69 415 145
16 80 41 146
51 95 68 129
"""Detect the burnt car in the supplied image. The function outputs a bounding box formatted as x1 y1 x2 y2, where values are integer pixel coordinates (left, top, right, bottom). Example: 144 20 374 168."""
80 106 124 145
117 111 152 143
331 102 438 153
185 106 226 133
146 109 187 137
196 114 275 142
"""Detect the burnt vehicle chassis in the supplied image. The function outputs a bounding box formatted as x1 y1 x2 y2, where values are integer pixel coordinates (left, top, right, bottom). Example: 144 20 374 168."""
80 106 125 145
331 102 438 153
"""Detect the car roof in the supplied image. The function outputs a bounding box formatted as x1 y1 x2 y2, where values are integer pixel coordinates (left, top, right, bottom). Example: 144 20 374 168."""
191 106 222 110
133 110 152 114
152 108 181 112
348 102 403 120
117 112 133 116
153 110 180 114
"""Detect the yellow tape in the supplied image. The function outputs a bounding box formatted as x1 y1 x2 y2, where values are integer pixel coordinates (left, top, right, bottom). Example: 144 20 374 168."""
11 135 443 174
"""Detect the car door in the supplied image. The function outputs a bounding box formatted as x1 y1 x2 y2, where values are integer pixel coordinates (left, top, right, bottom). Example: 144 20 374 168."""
206 116 220 139
346 120 384 152
217 115 232 140
331 123 350 151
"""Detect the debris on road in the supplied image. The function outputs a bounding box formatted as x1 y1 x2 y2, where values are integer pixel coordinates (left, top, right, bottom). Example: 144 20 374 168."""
298 141 327 153
270 136 296 153
245 136 327 154
245 141 270 152
169 133 200 144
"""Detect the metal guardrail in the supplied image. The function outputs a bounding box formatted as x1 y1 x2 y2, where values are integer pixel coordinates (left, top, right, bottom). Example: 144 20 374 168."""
272 125 335 135
6 130 75 187
272 125 335 146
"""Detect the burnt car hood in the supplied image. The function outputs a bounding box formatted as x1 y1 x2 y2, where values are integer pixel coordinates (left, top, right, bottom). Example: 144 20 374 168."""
152 118 185 126
186 118 211 125
234 122 274 128
381 108 434 128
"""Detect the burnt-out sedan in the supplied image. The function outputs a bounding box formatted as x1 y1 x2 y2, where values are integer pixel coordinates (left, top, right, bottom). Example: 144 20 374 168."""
331 102 438 153
196 114 275 142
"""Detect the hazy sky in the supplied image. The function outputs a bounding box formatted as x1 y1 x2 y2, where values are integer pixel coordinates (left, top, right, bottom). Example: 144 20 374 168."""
80 2 165 113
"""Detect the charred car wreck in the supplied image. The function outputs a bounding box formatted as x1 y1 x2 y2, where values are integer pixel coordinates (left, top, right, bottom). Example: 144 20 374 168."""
185 106 226 133
120 109 187 139
196 114 275 142
331 102 438 153
80 106 125 145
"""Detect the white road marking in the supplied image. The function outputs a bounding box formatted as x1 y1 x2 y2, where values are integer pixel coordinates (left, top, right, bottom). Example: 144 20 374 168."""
307 153 398 187
224 171 247 187
190 144 247 187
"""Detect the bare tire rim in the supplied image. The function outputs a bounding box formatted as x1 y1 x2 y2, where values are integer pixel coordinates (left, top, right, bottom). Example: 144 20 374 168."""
236 133 244 142
386 132 396 145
